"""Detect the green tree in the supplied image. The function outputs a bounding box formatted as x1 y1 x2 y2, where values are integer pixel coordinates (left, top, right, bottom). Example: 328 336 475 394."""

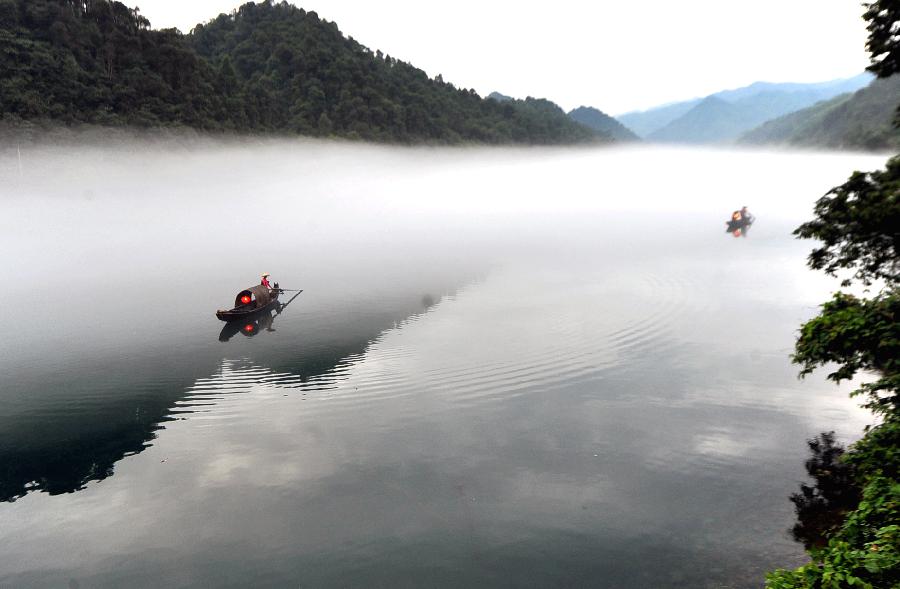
766 5 900 588
864 0 900 126
865 0 900 78
317 112 333 135
217 55 240 95
793 157 900 287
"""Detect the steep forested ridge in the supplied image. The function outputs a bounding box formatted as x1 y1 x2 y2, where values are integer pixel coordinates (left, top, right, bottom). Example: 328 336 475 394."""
0 0 598 144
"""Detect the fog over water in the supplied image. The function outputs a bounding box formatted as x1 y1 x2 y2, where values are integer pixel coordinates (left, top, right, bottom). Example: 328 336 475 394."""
0 139 890 588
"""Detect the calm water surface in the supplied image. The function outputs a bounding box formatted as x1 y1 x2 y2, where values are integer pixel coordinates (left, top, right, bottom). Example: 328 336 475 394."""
0 141 888 588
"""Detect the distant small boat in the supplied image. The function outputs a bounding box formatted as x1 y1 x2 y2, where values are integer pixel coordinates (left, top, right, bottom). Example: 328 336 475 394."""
216 285 280 321
726 218 752 232
725 211 754 233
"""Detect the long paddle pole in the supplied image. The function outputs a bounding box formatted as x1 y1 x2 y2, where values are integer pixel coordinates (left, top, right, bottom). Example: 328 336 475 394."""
281 291 303 306
274 290 304 318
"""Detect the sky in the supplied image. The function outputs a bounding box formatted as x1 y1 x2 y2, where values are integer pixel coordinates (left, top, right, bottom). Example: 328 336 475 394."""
134 0 872 115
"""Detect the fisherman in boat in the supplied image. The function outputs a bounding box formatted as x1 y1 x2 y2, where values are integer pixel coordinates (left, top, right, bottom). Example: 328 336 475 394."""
261 272 272 291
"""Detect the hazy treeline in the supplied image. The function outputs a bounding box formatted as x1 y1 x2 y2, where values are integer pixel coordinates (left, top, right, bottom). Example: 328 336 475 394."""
0 0 602 144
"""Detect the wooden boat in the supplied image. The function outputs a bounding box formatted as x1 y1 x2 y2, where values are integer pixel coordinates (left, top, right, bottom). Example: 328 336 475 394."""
216 284 280 321
218 290 303 341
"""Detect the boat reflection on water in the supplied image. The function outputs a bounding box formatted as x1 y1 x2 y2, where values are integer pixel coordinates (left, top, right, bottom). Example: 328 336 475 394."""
218 311 276 341
218 290 303 342
1 285 448 503
728 224 751 238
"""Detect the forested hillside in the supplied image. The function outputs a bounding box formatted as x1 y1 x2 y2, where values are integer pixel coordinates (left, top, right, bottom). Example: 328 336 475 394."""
0 0 598 144
740 75 900 151
567 106 638 141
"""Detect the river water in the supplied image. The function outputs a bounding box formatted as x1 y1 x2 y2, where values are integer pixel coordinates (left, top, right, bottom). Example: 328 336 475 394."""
0 140 888 588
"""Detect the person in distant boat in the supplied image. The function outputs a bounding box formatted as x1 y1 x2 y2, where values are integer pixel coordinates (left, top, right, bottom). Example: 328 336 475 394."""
261 272 272 290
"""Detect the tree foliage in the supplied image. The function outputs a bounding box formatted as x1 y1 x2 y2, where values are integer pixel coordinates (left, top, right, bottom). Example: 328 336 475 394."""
767 421 900 589
793 157 900 287
865 0 900 80
0 0 228 129
772 168 900 588
793 292 900 414
0 0 599 144
864 0 900 126
767 6 900 586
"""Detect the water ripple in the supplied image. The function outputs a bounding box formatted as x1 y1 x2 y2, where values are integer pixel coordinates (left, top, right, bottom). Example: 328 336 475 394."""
176 267 711 421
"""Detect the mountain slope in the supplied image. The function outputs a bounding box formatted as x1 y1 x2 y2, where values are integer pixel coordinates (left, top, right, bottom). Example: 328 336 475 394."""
567 106 638 141
617 100 700 137
190 2 597 144
647 96 746 143
620 74 873 141
740 75 900 150
713 73 872 103
0 0 595 144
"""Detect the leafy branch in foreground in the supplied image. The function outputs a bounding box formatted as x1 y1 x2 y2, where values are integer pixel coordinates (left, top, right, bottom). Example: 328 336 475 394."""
864 0 900 126
767 420 900 589
793 291 900 414
774 281 900 587
792 157 900 287
767 7 900 578
771 185 900 587
864 0 900 79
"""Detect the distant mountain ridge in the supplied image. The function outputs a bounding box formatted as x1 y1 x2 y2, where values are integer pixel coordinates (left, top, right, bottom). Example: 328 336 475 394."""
617 100 701 137
740 75 900 151
647 96 746 143
712 76 874 102
619 74 874 143
567 106 638 141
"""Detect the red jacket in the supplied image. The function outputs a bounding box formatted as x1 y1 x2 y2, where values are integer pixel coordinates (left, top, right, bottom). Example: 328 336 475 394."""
261 277 271 289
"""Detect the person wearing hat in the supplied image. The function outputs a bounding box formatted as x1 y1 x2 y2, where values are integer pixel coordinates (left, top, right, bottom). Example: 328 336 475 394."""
261 272 272 290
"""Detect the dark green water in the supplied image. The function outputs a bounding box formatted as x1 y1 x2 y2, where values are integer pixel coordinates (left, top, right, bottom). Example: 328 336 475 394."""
0 142 887 588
